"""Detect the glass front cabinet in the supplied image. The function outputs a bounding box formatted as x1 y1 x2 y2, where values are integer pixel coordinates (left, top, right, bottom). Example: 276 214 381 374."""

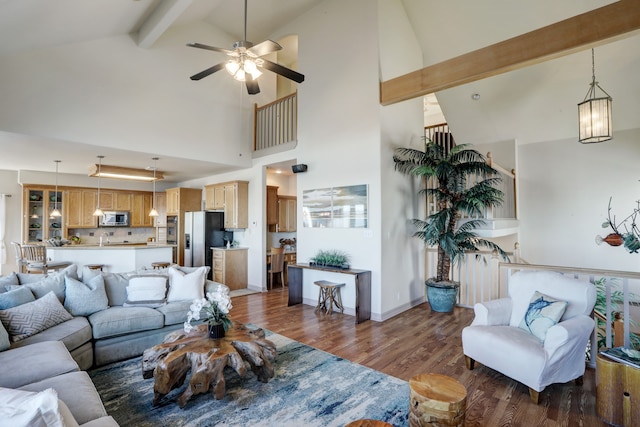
23 186 65 243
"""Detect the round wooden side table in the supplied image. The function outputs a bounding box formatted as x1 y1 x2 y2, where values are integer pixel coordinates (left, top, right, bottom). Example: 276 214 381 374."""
409 373 467 427
345 420 393 427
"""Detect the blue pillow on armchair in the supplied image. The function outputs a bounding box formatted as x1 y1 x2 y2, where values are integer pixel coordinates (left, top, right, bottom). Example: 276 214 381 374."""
518 291 568 341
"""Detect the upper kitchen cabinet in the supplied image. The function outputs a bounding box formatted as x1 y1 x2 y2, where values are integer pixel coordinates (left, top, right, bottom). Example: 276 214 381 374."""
204 181 249 229
204 184 225 210
66 189 98 229
165 187 202 215
154 193 167 227
277 196 297 232
99 191 132 211
23 186 66 243
131 192 153 227
266 186 278 226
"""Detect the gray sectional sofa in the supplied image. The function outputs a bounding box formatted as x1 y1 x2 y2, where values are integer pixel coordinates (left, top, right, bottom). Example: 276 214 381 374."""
0 263 222 426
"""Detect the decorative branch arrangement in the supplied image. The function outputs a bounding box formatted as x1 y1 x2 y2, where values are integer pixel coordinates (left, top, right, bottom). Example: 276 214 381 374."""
597 197 640 253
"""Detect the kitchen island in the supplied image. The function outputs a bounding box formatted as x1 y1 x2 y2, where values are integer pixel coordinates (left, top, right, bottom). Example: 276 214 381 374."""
47 244 173 273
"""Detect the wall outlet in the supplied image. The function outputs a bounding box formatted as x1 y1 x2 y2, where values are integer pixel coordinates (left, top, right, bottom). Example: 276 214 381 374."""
89 232 94 236
128 231 132 235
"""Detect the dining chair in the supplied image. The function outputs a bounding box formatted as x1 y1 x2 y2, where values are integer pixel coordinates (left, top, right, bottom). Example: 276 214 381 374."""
21 244 72 274
267 247 285 290
11 241 28 273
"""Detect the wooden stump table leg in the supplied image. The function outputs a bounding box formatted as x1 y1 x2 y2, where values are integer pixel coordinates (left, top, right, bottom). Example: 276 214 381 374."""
409 373 467 427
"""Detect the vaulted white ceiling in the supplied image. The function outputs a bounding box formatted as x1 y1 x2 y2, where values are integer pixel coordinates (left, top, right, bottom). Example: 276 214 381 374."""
0 0 637 182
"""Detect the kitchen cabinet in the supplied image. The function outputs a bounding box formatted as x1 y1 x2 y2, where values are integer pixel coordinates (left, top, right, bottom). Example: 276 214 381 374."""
266 186 278 226
99 191 132 211
154 193 167 227
65 189 98 229
277 196 297 232
204 181 248 229
224 181 248 229
131 193 153 227
23 187 66 243
212 248 247 290
204 184 225 210
165 187 202 265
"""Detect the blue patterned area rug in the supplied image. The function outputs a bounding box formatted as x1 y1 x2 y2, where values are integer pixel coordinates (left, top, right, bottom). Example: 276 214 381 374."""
89 329 409 427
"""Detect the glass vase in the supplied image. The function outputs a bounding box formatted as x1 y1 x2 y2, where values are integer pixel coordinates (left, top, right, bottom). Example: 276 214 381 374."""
208 323 225 339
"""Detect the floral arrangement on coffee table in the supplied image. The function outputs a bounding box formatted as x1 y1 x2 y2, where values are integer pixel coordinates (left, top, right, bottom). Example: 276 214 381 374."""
184 285 233 333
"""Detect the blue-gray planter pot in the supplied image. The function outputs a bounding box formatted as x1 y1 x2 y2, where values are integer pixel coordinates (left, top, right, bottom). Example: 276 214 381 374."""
426 279 459 313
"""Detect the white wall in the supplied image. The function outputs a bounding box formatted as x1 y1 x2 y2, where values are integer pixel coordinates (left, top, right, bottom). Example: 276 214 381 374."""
378 0 426 317
0 170 23 273
518 128 640 272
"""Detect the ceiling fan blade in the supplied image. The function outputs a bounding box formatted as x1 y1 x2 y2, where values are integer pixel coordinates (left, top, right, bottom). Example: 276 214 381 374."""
260 59 305 83
190 63 226 81
247 40 282 57
245 76 260 95
187 42 235 56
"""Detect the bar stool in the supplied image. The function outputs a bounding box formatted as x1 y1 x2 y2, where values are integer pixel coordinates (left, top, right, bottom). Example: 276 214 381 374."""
85 264 104 271
152 262 170 270
314 280 345 315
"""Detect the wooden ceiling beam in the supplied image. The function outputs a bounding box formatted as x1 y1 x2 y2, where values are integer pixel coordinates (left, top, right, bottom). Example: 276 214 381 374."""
380 0 640 106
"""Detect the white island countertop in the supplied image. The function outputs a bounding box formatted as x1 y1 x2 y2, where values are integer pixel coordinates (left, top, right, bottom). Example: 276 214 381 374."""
48 244 173 273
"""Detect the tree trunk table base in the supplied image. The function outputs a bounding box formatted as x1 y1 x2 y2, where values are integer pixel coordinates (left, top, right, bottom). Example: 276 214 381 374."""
409 373 467 427
142 322 277 408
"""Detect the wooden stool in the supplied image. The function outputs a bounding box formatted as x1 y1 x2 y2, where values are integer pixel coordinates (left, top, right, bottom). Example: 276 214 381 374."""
345 420 394 427
314 280 345 315
409 373 467 427
85 264 104 271
152 262 170 270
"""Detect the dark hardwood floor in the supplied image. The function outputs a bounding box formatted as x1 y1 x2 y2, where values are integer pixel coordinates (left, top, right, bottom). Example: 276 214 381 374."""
232 287 607 427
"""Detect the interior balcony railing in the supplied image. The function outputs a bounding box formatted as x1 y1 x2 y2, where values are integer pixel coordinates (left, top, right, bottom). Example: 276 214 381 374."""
425 249 640 367
254 91 297 152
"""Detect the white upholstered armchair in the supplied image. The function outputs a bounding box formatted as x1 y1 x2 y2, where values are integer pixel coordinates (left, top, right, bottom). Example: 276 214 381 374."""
461 270 597 403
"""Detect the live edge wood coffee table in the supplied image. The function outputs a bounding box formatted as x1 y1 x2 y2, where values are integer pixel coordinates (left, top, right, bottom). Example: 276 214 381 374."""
142 322 277 408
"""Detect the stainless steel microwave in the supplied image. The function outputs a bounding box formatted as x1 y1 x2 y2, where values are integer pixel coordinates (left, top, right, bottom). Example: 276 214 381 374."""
100 211 130 227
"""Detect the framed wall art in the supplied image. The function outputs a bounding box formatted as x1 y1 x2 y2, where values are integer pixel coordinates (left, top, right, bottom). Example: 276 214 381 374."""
302 184 368 228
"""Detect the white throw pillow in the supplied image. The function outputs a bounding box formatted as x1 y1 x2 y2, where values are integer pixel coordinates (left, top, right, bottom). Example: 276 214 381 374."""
124 276 168 308
0 387 79 427
167 266 207 302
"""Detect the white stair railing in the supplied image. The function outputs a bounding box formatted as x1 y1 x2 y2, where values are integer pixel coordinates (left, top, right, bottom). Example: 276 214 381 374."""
254 91 297 151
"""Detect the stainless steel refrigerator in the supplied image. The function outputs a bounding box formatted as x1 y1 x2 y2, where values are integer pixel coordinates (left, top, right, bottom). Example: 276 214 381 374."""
184 211 225 279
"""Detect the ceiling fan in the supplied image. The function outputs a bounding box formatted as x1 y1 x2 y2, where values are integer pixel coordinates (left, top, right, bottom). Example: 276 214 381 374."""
187 0 305 95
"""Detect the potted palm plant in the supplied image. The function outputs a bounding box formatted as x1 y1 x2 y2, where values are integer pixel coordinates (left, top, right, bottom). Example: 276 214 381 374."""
394 140 509 312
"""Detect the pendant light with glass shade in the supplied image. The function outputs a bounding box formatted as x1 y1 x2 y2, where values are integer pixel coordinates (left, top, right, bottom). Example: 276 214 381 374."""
578 48 613 143
149 157 159 217
93 155 104 216
50 160 62 217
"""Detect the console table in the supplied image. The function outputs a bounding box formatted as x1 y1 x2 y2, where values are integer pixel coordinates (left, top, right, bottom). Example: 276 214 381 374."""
287 263 371 324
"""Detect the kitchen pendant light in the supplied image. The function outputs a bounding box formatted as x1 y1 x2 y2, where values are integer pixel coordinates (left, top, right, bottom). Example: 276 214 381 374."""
149 157 159 217
578 49 613 143
50 160 62 217
93 155 104 216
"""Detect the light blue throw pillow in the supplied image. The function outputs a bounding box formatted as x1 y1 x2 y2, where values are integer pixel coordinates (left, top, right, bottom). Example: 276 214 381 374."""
63 275 109 316
0 273 19 292
518 291 568 341
0 286 35 310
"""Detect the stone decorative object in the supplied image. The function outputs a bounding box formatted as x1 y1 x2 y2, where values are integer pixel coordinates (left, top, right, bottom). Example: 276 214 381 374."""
142 322 276 408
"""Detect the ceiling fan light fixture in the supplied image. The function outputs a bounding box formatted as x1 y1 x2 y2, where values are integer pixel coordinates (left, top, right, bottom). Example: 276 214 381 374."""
233 67 246 82
225 60 240 75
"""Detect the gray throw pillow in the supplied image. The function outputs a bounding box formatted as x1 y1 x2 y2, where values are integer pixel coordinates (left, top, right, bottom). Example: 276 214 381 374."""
0 319 9 351
0 286 35 310
83 268 129 306
0 291 73 342
64 275 109 316
24 274 66 303
0 273 19 292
